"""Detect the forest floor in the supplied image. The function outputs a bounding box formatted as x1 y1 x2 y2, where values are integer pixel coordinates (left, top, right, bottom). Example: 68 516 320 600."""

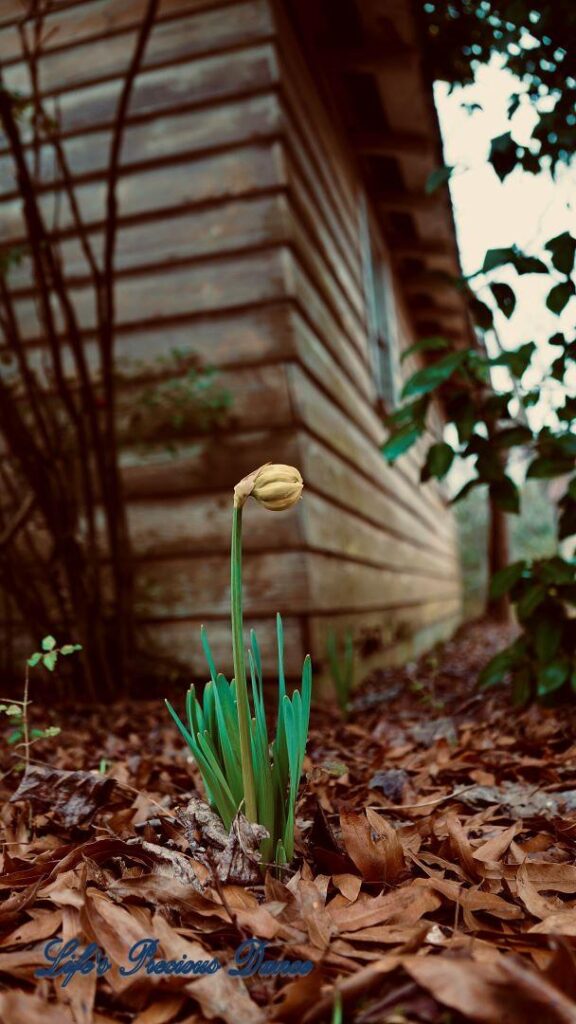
2 618 576 1024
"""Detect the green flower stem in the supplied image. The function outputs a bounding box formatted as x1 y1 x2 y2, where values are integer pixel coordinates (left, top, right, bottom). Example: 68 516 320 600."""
231 504 257 821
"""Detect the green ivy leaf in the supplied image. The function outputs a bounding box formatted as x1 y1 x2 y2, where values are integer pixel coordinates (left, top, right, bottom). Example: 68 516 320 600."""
491 341 535 378
534 617 563 664
27 652 42 667
546 280 576 315
421 442 455 482
489 477 520 514
482 247 517 274
400 336 451 363
549 332 566 347
41 636 56 652
537 659 570 697
478 646 520 688
469 296 494 330
537 558 575 586
489 131 518 181
489 281 516 319
559 501 576 540
545 231 576 276
492 426 533 448
511 668 532 707
526 456 575 479
481 246 547 277
42 651 58 672
425 165 454 194
43 726 61 738
516 584 547 620
514 254 548 275
381 426 422 462
402 351 466 399
490 560 526 599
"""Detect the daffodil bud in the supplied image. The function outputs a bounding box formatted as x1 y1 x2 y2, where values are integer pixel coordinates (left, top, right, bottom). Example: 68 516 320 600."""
234 463 303 511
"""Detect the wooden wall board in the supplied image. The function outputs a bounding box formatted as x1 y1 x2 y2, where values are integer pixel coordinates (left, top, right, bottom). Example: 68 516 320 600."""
120 426 302 498
0 141 285 242
300 490 459 580
0 43 279 146
141 612 306 677
10 247 292 338
296 433 458 560
0 0 247 64
131 549 309 617
6 192 290 291
286 364 457 547
2 0 274 95
0 94 284 199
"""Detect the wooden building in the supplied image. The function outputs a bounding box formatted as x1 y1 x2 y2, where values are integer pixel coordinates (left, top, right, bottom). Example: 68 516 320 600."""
0 0 468 683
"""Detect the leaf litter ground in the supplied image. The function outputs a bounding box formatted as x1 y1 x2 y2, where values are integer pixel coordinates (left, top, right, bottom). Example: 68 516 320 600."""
2 619 576 1023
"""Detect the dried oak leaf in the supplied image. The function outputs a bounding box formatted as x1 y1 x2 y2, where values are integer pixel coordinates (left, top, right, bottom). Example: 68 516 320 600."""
340 809 407 884
10 765 115 828
0 991 75 1024
403 953 576 1024
152 911 266 1024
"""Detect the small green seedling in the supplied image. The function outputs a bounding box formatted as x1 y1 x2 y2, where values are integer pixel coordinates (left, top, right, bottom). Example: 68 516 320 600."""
326 628 355 717
1 636 82 775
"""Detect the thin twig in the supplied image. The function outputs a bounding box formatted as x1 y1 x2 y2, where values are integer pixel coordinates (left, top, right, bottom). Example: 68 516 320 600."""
0 492 36 549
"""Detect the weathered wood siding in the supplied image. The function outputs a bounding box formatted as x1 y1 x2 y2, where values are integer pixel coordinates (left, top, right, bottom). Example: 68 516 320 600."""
0 0 461 682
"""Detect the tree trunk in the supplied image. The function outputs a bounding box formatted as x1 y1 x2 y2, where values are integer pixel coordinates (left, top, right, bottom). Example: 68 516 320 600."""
487 492 511 622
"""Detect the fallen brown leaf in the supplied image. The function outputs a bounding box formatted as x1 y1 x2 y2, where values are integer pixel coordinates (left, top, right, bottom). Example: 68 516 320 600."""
403 952 576 1024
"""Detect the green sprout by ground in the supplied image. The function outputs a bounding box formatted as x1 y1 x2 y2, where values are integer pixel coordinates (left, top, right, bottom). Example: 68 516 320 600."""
1 636 82 778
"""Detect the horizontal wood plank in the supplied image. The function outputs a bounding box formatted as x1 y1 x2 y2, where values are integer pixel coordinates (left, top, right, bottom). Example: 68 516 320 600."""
115 360 294 442
301 490 459 579
0 141 284 243
274 7 361 252
286 364 457 547
304 552 461 613
0 93 283 200
126 492 303 556
297 432 456 558
121 426 302 498
2 0 273 94
309 601 461 691
142 613 305 677
130 548 459 621
6 193 290 291
11 247 291 338
0 42 278 151
132 549 309 617
288 257 375 401
0 0 239 63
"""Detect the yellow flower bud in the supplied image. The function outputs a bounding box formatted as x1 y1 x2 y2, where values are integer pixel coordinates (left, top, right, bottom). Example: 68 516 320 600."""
234 463 303 511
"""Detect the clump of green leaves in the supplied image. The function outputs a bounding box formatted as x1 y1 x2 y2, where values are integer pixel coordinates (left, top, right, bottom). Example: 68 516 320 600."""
326 628 355 717
166 615 311 867
479 558 576 705
123 349 232 453
27 635 83 673
381 234 576 705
